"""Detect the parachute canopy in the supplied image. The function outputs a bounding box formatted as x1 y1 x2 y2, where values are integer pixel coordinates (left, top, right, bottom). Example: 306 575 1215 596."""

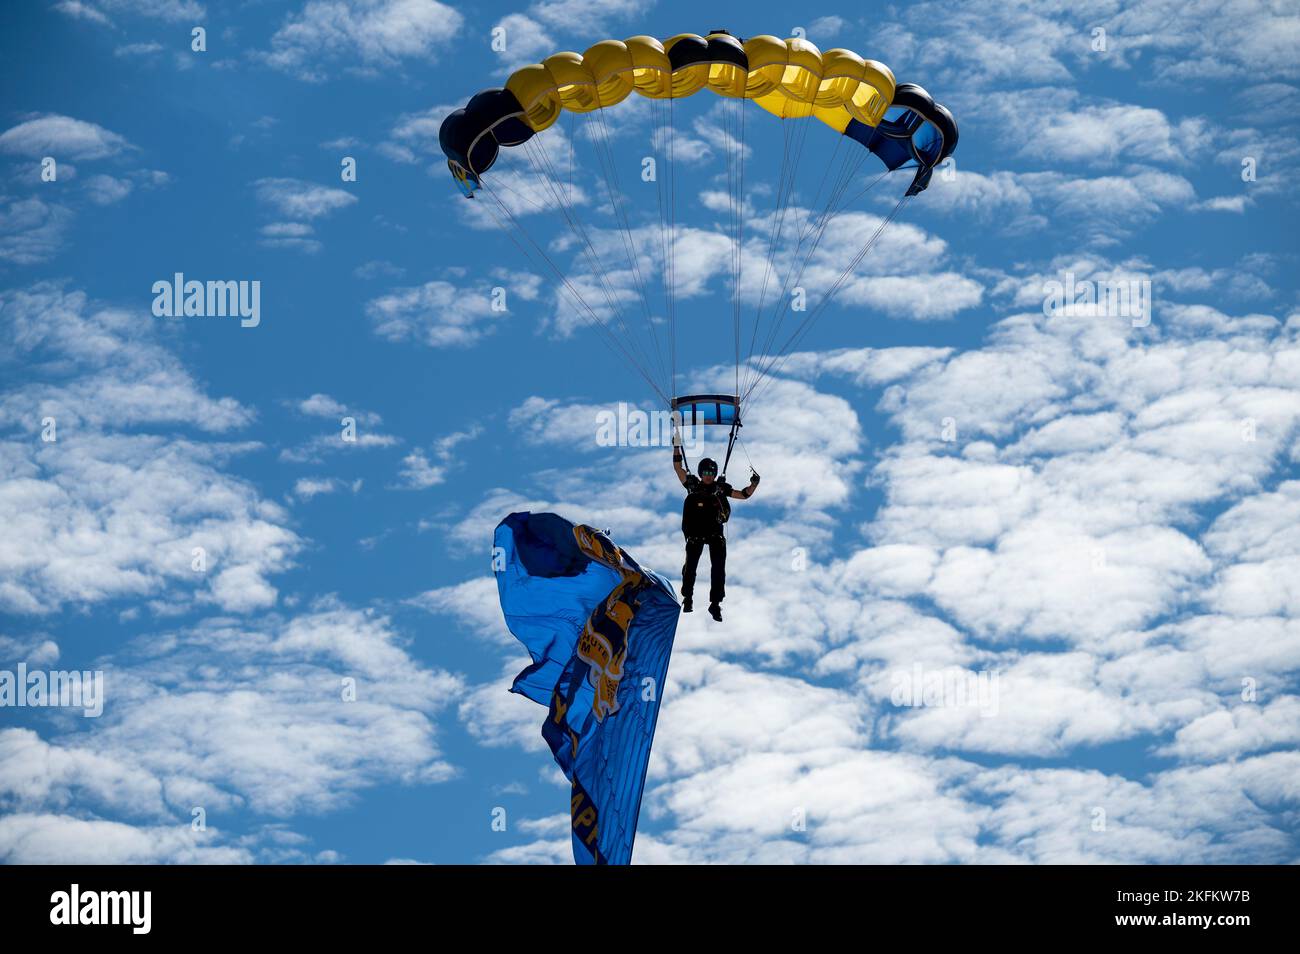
440 29 958 435
494 512 680 865
441 31 956 199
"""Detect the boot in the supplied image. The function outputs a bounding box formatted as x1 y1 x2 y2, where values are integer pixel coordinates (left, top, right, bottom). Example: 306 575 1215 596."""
682 597 693 613
708 602 722 622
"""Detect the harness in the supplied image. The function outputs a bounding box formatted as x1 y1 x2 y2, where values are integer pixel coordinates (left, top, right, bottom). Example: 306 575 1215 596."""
683 479 729 539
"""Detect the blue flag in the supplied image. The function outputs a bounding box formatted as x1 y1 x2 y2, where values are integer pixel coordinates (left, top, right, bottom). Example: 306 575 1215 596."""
494 512 681 864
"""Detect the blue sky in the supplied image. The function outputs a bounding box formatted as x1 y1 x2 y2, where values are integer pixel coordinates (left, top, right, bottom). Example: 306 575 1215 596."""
1 0 1298 864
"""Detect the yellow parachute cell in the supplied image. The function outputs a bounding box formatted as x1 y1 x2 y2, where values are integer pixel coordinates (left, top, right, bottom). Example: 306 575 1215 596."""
503 33 896 136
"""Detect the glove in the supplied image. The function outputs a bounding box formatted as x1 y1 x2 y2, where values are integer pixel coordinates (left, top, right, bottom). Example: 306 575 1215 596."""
750 470 761 485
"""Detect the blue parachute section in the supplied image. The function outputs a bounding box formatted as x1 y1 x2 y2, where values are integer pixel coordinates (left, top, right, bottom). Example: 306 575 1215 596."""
672 393 741 428
494 511 681 865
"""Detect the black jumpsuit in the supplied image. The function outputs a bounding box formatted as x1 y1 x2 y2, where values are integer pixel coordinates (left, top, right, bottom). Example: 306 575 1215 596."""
680 475 730 605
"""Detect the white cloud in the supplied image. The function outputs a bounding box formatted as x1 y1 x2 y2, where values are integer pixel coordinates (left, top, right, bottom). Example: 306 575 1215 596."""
0 812 249 864
284 433 400 461
1205 482 1300 618
528 0 646 32
838 272 984 320
876 0 1300 91
0 604 464 861
966 754 1298 863
1159 698 1300 762
979 90 1210 168
0 196 74 265
253 178 357 221
1016 168 1198 246
396 450 445 489
396 425 481 489
0 115 132 160
295 393 378 423
0 284 297 616
776 346 953 388
265 0 463 81
114 42 165 58
489 13 556 72
259 221 320 253
0 434 300 615
83 173 133 205
292 476 361 500
410 576 511 646
366 274 541 348
52 1 114 26
922 168 1043 231
1 285 253 430
806 16 848 38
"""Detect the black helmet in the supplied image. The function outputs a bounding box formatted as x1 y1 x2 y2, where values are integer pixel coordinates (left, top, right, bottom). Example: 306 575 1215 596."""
697 458 718 477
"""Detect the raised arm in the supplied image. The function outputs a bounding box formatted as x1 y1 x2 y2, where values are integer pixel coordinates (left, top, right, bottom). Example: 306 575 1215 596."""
672 428 690 485
729 470 760 499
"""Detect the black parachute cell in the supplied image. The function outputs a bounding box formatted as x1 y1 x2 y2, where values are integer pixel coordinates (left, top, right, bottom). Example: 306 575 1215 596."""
929 102 959 161
667 34 712 70
843 83 959 195
440 88 531 177
890 83 958 164
438 108 473 169
465 88 533 147
439 108 497 175
704 32 748 68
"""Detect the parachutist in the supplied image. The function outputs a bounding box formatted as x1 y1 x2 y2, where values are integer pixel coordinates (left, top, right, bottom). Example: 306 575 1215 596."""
673 437 760 620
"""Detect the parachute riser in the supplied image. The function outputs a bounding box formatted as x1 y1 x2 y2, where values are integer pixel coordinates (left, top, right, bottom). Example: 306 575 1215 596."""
721 417 741 479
